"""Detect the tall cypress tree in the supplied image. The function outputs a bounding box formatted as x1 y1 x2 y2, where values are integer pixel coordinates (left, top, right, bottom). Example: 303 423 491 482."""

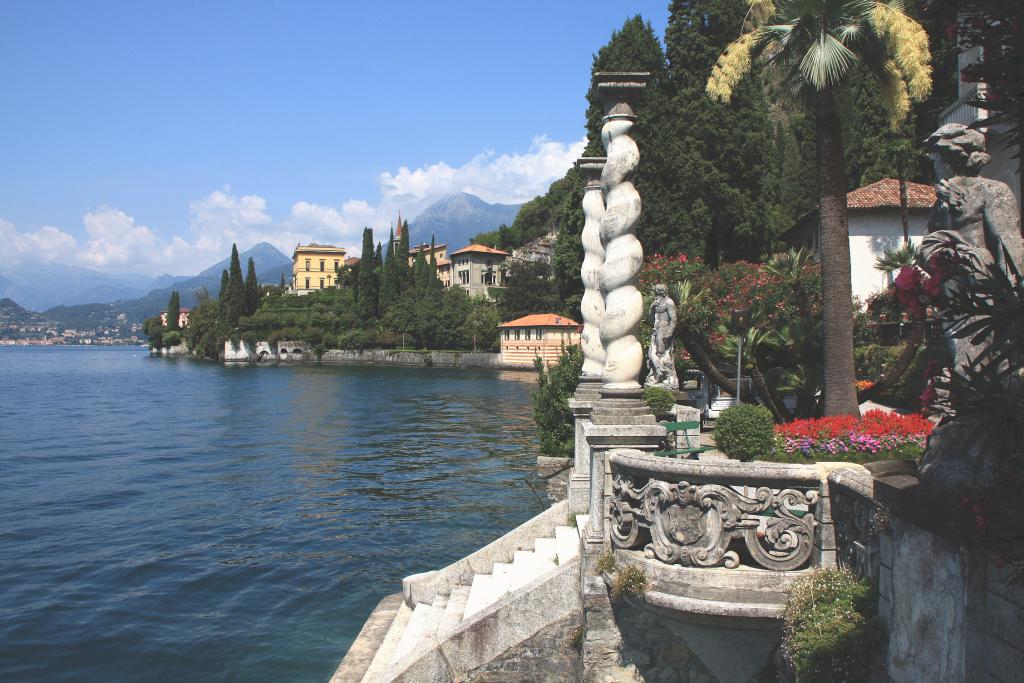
398 220 412 291
356 228 378 321
244 257 259 315
374 242 383 269
219 269 230 300
380 228 399 314
662 0 779 264
166 290 180 331
225 243 245 324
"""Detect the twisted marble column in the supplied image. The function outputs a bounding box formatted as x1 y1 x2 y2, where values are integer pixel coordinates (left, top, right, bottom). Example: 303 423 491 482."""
595 73 648 394
576 157 607 382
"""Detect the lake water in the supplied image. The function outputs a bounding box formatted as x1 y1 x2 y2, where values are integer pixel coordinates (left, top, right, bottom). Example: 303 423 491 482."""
0 347 544 682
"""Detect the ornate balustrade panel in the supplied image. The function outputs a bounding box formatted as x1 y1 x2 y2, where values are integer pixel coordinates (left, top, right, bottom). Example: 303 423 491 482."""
828 468 884 583
607 450 823 572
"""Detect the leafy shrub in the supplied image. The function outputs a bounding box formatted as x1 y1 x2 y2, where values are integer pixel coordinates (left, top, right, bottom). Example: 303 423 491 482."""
855 344 948 408
782 568 882 683
596 551 617 574
241 331 258 348
771 409 932 463
609 565 648 600
531 346 583 457
714 404 775 461
643 386 676 416
162 330 182 347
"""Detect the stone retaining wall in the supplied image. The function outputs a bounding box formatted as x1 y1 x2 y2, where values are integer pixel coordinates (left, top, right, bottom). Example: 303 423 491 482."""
320 349 506 369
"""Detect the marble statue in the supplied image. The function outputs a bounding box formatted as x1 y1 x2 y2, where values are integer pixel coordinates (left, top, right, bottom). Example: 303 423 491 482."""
917 123 1024 495
920 122 1024 372
645 284 679 390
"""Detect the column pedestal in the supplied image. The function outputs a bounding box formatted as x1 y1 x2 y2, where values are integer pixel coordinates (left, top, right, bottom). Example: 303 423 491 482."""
567 377 602 515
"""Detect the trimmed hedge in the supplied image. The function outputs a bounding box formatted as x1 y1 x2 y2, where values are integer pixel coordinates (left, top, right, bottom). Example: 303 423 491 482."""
714 404 775 461
643 386 676 416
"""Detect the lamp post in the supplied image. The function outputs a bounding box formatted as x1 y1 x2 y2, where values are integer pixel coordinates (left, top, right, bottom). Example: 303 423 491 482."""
730 307 752 405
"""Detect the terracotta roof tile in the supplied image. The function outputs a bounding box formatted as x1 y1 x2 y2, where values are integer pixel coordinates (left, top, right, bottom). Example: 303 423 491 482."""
499 314 581 328
451 244 511 256
847 178 935 210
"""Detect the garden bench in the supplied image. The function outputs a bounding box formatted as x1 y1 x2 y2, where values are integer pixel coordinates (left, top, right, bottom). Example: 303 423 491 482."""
653 420 710 459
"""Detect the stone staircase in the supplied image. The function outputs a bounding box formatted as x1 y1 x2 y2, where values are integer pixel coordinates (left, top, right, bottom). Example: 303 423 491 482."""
332 501 585 683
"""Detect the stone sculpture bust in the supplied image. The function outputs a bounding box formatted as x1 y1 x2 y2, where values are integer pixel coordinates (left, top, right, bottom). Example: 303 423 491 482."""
920 123 1023 372
645 284 679 390
918 123 1023 494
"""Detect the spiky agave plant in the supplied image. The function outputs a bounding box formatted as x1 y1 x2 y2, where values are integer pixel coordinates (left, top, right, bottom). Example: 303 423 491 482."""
874 242 919 275
706 0 932 418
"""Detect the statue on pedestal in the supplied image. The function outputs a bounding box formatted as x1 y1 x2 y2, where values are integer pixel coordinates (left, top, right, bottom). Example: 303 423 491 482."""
916 123 1024 495
645 284 679 390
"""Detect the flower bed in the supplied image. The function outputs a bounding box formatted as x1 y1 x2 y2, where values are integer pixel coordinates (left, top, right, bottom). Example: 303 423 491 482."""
771 409 933 463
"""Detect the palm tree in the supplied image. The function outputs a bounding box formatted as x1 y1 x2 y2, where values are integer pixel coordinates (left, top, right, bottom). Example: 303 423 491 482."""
706 0 931 416
874 242 918 276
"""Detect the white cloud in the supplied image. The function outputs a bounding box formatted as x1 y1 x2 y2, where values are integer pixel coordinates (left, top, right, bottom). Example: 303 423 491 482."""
379 135 587 212
0 219 78 267
2 135 583 275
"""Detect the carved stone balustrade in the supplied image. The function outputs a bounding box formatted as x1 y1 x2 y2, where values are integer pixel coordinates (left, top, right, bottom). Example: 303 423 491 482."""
607 450 829 572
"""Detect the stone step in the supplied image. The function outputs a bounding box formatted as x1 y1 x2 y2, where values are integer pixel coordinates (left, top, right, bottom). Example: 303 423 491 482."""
488 562 517 604
437 584 471 637
391 602 442 666
555 526 580 565
431 593 448 610
462 573 493 620
360 600 412 682
534 537 558 564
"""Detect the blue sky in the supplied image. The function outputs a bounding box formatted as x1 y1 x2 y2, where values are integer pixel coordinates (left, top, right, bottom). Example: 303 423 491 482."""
0 1 669 275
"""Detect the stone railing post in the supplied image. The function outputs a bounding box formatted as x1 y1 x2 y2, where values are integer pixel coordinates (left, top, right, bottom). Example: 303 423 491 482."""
568 157 606 515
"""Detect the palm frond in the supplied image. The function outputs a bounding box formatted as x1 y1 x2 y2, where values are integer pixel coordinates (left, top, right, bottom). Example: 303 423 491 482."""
874 242 918 274
707 31 759 103
871 1 932 101
799 32 855 90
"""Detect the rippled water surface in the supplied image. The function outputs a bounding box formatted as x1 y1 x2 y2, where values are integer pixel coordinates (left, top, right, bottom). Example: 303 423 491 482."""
0 347 543 682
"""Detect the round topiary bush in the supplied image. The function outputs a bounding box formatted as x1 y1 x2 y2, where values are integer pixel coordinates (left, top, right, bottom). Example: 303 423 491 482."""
643 386 676 417
714 403 775 461
162 330 182 347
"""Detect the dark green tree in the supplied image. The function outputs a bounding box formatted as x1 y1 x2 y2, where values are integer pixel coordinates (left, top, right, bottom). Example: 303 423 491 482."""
374 242 383 269
225 244 246 325
166 290 181 331
531 345 584 457
356 228 378 321
398 220 412 291
219 269 229 300
499 260 559 321
244 257 259 315
380 228 400 314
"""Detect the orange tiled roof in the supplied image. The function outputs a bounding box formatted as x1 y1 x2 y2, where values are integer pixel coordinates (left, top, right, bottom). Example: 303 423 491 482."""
847 178 935 210
344 256 360 266
435 258 451 267
451 244 510 256
499 314 581 328
409 242 448 253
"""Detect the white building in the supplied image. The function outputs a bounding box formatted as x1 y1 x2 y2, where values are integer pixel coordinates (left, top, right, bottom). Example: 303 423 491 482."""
778 178 935 304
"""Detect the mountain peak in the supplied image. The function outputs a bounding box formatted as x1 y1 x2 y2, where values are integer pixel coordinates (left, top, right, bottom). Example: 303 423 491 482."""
410 194 521 249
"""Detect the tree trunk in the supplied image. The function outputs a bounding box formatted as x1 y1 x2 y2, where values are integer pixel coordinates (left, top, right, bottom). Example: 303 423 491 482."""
677 328 738 396
750 364 791 423
856 323 925 403
816 88 860 416
898 172 910 246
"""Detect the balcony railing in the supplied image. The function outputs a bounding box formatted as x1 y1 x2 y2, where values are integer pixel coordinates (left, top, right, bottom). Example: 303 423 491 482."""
607 451 828 572
939 85 987 128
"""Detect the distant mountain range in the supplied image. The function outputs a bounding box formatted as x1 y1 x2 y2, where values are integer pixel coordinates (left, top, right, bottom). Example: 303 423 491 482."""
409 193 520 250
1 243 293 329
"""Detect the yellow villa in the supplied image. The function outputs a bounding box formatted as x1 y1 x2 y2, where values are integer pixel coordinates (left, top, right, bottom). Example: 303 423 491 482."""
292 243 347 294
498 314 581 367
